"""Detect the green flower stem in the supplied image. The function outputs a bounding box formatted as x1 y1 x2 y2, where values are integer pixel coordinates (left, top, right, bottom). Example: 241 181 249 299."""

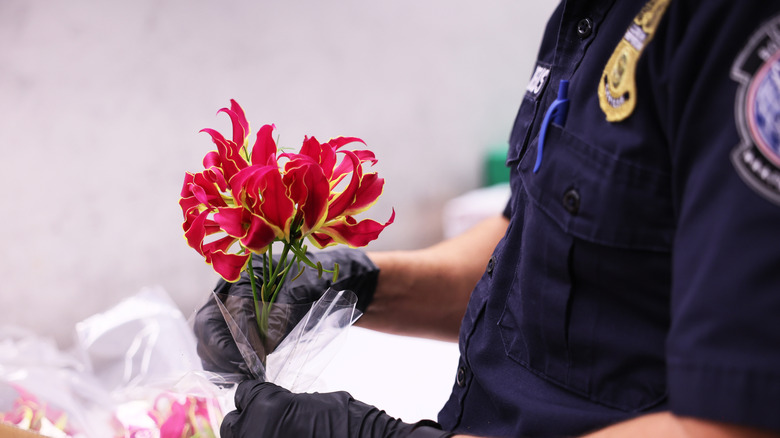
246 259 267 336
288 244 318 269
288 243 339 282
249 242 295 341
268 248 295 305
244 220 337 346
265 243 291 300
264 243 272 289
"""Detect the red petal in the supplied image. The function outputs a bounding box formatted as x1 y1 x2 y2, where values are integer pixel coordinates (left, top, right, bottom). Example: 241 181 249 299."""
200 128 246 180
208 250 249 282
214 207 248 238
258 169 295 237
251 124 277 166
230 99 250 138
202 150 221 169
326 136 365 150
283 159 329 233
202 233 238 255
299 136 321 158
309 231 335 248
230 165 277 210
313 209 395 248
204 219 222 235
179 195 201 217
299 136 338 179
205 168 228 192
200 127 228 145
202 152 229 191
332 149 376 181
344 172 384 216
332 153 356 182
352 149 378 165
327 151 361 221
180 172 195 197
158 401 187 438
183 209 210 255
191 173 227 208
241 214 277 252
217 106 247 148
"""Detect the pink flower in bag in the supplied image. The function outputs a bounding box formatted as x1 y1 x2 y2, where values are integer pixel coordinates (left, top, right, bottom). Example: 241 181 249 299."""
0 384 74 435
147 393 220 438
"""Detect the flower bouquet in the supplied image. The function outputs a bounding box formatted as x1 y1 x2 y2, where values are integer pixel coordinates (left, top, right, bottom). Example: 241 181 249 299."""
180 100 393 387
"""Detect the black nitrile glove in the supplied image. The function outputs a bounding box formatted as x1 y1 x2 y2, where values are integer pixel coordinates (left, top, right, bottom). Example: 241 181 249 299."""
193 247 379 378
221 380 453 438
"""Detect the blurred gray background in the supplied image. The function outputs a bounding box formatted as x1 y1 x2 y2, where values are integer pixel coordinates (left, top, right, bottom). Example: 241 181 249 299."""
0 0 557 347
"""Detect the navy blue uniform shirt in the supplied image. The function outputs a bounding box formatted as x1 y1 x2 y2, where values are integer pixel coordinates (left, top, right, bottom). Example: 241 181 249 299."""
438 0 780 436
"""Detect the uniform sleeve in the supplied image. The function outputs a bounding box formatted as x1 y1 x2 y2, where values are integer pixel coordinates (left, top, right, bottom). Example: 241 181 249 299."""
658 1 780 432
502 197 513 219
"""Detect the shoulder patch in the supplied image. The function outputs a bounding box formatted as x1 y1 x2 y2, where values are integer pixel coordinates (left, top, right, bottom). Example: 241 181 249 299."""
731 14 780 206
598 0 671 122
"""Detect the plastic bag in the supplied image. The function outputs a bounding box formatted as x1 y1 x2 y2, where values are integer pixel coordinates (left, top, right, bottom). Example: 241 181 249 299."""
75 287 203 391
212 288 360 392
1 285 361 436
0 287 235 437
0 326 115 437
73 287 234 436
110 371 232 438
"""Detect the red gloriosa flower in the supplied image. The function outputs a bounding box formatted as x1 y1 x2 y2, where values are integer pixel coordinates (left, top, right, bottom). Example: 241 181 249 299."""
180 100 393 282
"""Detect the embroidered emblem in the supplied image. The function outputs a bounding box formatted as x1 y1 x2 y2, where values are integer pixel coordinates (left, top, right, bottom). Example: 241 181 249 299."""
598 0 671 122
526 64 551 99
731 14 780 206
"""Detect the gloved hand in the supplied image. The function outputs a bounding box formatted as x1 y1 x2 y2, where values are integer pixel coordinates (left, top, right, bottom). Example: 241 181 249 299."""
193 247 379 377
221 380 453 438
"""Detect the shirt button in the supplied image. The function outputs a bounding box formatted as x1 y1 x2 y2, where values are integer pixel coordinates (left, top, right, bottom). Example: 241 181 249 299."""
577 18 593 39
456 366 467 387
563 188 580 215
486 256 496 275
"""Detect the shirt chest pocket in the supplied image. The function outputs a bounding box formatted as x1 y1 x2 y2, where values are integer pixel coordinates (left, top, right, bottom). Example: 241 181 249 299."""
499 126 675 411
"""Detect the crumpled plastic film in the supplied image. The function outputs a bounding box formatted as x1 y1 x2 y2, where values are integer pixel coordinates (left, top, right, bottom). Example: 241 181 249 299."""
74 286 203 391
0 327 116 437
0 287 235 437
213 287 361 392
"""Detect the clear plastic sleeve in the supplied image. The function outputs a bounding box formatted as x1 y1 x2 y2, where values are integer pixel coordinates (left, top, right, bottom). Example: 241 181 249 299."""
213 288 361 392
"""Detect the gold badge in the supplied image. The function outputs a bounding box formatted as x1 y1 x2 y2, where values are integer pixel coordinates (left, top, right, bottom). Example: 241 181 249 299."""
598 0 671 122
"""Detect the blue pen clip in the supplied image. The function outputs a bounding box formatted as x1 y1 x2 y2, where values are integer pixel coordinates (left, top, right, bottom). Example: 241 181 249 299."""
534 80 570 173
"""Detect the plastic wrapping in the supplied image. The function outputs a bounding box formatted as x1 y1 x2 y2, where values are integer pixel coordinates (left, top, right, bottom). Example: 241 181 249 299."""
0 287 233 437
109 372 231 437
1 286 361 436
213 288 361 392
75 287 204 391
0 326 114 437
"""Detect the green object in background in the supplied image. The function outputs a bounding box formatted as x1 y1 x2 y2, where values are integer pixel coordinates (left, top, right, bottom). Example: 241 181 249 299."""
483 144 511 186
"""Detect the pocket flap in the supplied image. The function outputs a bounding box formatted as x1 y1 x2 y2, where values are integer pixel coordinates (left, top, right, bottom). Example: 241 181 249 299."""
519 126 674 252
